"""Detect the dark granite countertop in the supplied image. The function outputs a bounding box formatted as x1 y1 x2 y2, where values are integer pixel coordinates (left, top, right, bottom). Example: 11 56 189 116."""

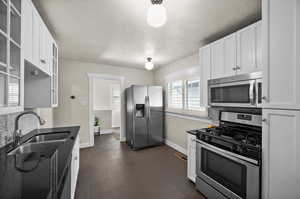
0 126 80 199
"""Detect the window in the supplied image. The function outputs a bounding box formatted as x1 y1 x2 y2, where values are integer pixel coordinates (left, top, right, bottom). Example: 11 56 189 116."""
167 79 203 111
168 80 183 108
111 84 120 109
186 80 201 110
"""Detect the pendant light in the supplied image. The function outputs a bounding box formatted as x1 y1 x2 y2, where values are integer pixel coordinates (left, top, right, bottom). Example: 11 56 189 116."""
147 0 167 28
145 57 154 70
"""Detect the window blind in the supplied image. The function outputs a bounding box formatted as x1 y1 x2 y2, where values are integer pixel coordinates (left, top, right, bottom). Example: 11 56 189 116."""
186 80 201 110
168 80 183 108
8 78 19 106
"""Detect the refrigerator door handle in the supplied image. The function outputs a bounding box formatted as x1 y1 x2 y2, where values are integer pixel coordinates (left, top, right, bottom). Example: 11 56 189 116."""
148 96 151 120
145 96 148 119
145 96 150 120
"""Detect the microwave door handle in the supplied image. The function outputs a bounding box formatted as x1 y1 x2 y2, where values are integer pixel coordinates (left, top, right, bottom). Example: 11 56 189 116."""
249 81 255 105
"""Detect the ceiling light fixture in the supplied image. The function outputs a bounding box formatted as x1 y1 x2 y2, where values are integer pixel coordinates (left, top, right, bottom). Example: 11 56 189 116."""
145 57 154 70
147 0 167 28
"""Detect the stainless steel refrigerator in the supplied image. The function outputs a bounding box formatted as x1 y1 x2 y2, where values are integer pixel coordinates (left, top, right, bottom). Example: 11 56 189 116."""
125 85 164 149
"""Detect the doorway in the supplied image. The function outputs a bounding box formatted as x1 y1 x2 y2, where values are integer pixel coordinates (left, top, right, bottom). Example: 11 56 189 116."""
88 73 125 147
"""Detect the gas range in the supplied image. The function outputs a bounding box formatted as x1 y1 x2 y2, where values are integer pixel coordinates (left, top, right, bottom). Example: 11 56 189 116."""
190 112 262 162
191 124 261 162
193 111 262 199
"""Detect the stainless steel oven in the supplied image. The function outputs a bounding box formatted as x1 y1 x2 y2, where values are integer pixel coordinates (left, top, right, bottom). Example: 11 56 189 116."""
196 140 260 199
208 72 262 108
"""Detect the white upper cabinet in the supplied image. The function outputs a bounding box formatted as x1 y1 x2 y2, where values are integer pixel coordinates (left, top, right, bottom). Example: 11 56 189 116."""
38 17 46 71
262 0 300 110
206 21 262 81
199 45 211 108
23 0 32 62
236 23 257 74
22 0 58 108
223 33 237 77
0 0 23 115
32 5 39 67
38 19 52 75
262 109 300 199
256 21 262 71
23 0 52 75
211 39 224 79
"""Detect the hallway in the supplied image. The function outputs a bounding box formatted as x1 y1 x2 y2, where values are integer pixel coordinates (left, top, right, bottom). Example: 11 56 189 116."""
75 134 205 199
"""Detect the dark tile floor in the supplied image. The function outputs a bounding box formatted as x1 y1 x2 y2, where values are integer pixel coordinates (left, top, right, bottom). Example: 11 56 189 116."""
75 134 205 199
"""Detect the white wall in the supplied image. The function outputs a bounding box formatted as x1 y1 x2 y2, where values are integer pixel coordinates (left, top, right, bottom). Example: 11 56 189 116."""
37 108 54 128
53 59 154 145
93 79 119 111
154 53 211 149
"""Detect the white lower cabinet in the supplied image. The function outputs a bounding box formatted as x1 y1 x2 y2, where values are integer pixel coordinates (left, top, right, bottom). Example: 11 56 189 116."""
187 133 196 183
262 109 300 199
71 135 80 199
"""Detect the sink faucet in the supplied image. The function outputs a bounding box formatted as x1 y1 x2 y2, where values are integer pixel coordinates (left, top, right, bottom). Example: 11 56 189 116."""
13 111 46 147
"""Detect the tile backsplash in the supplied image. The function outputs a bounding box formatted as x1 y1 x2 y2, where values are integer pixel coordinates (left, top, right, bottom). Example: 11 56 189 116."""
0 112 39 148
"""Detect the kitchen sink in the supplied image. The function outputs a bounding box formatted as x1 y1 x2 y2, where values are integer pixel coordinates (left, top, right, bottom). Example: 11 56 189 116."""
8 140 65 156
27 131 70 143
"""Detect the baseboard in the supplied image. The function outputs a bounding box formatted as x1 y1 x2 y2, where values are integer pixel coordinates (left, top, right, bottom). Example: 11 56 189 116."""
100 129 113 135
80 142 93 149
165 139 187 155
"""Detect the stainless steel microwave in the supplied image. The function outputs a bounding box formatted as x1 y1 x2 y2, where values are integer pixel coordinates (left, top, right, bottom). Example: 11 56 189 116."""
208 72 262 108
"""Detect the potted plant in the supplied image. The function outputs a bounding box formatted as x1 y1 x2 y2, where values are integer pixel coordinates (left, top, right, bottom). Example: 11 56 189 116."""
94 116 101 136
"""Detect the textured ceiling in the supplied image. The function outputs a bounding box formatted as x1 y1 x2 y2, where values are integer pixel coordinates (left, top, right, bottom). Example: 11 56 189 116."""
33 0 261 69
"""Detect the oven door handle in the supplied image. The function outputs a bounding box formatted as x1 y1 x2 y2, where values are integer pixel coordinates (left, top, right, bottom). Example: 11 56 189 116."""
197 140 259 165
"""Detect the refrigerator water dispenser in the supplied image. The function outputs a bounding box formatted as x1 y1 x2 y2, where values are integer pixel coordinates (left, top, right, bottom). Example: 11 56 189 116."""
135 104 145 118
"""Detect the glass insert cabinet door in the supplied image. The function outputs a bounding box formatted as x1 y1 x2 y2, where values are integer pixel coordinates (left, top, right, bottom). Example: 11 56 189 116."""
0 32 7 71
0 73 7 107
0 0 22 114
0 0 7 33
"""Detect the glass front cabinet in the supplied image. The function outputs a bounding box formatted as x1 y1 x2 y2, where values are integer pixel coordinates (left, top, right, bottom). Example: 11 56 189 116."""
0 0 23 115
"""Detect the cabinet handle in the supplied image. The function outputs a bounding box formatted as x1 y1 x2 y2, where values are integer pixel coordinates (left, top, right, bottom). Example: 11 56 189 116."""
40 59 46 64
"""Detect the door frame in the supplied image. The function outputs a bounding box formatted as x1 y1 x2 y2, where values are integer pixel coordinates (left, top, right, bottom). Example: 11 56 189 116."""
87 73 125 147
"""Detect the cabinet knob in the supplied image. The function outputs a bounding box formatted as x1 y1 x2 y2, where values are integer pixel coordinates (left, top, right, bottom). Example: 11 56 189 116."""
232 67 237 71
40 59 46 64
262 96 267 101
262 118 267 123
236 66 241 70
